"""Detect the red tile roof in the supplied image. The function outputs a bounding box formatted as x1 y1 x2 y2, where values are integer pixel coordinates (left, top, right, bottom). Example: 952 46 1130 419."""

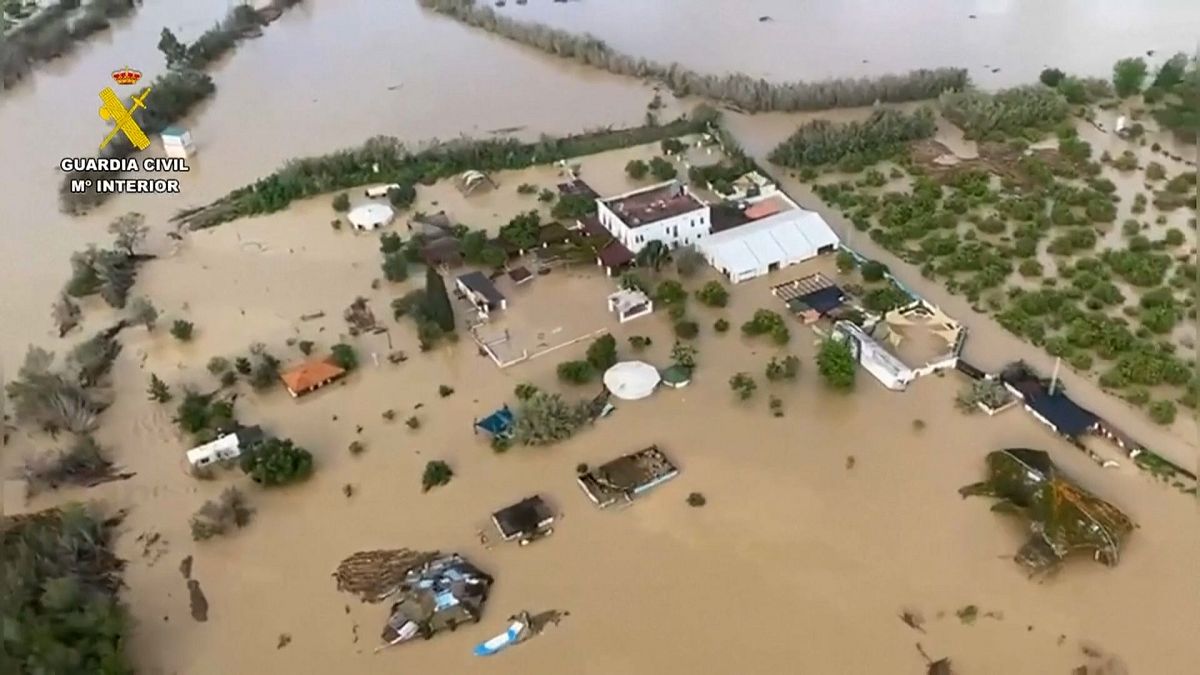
280 358 346 396
744 196 787 220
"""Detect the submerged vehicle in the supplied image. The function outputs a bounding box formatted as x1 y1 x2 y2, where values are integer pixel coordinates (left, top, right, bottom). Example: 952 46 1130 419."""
960 448 1134 571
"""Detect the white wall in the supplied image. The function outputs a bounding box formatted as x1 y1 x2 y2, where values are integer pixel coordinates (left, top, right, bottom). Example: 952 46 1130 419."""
597 201 710 254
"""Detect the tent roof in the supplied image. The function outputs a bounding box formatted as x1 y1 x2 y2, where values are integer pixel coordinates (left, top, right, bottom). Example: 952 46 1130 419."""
603 361 661 400
348 203 395 228
700 208 838 273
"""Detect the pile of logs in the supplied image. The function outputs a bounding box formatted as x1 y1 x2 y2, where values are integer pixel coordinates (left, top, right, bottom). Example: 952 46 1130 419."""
332 548 439 602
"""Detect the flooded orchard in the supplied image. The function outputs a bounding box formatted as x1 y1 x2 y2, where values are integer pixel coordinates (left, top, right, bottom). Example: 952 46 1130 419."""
1 1 1198 674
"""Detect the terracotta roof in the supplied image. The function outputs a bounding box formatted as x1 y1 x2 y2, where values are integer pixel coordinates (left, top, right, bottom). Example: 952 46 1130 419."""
280 358 346 395
744 196 787 220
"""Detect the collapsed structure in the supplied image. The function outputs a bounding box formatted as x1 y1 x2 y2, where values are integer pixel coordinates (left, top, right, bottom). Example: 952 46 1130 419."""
378 553 494 647
960 448 1134 571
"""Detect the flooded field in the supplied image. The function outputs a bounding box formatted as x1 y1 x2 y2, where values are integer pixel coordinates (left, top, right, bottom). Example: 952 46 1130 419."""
2 1 1199 674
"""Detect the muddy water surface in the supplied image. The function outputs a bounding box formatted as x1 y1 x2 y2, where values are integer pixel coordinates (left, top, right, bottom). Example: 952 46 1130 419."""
1 2 1199 674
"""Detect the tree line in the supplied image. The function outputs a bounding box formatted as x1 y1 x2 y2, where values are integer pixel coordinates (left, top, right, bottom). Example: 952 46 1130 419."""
173 105 720 229
0 0 139 93
58 1 303 214
768 107 937 169
416 0 968 113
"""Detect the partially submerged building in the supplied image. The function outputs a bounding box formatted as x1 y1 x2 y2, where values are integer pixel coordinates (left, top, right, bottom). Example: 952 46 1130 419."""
577 445 679 508
771 273 847 324
699 192 839 283
456 271 507 319
999 362 1098 439
960 448 1134 571
491 495 555 544
279 358 347 398
597 180 710 253
607 288 653 323
832 320 916 391
380 554 494 647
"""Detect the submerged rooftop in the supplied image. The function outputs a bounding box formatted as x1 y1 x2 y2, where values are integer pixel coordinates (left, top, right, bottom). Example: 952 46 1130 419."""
601 181 706 228
577 445 679 508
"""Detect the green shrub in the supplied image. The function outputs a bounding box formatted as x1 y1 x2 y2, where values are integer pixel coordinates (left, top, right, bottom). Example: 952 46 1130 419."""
240 438 313 487
648 156 677 181
860 260 888 282
557 360 596 384
625 159 649 180
1018 259 1043 277
714 318 730 333
586 334 618 370
695 281 729 307
1148 399 1177 425
332 193 350 212
170 320 195 342
816 338 856 391
729 372 757 400
765 355 801 382
674 320 699 339
741 309 789 344
421 460 453 492
628 335 652 351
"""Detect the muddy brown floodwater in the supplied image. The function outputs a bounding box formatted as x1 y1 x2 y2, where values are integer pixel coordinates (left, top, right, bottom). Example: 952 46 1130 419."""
1 1 1199 674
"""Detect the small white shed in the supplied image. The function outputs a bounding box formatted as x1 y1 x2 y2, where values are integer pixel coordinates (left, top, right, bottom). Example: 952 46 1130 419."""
607 289 653 323
347 203 396 231
161 126 194 159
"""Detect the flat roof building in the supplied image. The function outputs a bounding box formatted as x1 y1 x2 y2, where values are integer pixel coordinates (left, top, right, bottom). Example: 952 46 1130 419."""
596 181 710 254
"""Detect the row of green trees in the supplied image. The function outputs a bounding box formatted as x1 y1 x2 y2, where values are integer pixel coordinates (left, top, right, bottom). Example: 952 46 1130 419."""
416 0 967 113
58 3 299 213
0 0 138 92
938 85 1070 140
768 107 937 168
175 106 719 229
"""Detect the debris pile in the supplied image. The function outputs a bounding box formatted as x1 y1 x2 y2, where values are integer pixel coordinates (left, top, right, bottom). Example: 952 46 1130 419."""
333 548 440 603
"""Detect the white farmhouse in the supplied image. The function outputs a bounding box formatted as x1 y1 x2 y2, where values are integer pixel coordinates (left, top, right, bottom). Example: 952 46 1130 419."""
596 180 710 254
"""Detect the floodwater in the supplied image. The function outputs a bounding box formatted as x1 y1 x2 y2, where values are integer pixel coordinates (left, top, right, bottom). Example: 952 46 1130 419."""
512 0 1200 90
1 1 1199 674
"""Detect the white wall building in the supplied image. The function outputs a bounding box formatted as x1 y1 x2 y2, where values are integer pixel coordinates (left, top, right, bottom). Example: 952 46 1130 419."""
698 203 839 283
596 180 710 254
832 321 916 391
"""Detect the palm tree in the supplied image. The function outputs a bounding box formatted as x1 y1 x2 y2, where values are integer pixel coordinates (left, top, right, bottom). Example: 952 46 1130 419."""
635 240 669 272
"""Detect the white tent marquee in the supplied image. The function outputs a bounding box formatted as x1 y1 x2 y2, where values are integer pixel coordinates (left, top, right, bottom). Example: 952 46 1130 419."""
347 203 395 231
603 361 661 401
699 208 839 283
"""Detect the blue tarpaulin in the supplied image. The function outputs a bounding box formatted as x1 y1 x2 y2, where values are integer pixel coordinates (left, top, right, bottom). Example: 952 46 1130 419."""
476 405 514 437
